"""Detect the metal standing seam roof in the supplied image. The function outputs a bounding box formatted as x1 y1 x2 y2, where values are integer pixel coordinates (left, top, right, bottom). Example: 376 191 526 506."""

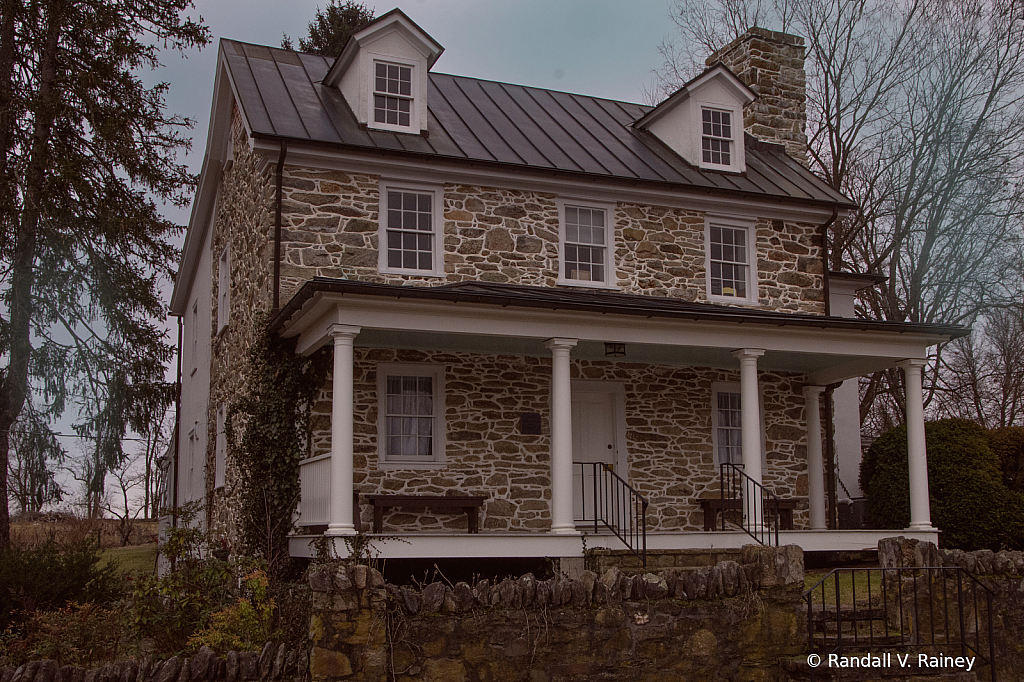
221 39 855 207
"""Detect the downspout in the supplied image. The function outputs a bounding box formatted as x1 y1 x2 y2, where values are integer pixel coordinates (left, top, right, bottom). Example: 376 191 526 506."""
272 141 288 314
824 383 839 529
172 314 183 529
819 207 840 527
821 206 839 317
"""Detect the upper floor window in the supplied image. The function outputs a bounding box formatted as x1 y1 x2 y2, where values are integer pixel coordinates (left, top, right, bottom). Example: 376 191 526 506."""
217 245 230 333
378 181 444 276
373 61 413 129
557 199 616 289
706 216 756 304
702 108 732 166
377 363 446 468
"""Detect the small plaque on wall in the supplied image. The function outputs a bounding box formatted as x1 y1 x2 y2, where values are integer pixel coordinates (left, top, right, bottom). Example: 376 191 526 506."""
520 412 542 435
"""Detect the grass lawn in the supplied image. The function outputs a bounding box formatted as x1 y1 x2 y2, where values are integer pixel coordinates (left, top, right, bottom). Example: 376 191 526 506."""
805 568 879 605
101 543 158 577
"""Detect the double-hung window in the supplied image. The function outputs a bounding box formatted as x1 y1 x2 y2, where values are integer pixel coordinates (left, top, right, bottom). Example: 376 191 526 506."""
379 182 443 276
706 217 756 304
711 382 766 468
713 390 742 465
702 108 732 166
377 364 445 468
373 61 413 129
217 245 230 333
558 199 616 288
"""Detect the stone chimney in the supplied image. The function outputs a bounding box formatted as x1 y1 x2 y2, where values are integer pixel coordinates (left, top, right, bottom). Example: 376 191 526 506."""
706 28 808 165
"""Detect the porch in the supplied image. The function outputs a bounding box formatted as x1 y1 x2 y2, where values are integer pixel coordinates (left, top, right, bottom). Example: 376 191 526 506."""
288 528 941 560
271 279 958 560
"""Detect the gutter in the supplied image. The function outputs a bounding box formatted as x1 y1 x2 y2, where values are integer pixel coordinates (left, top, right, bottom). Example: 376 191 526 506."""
821 206 839 316
272 141 288 314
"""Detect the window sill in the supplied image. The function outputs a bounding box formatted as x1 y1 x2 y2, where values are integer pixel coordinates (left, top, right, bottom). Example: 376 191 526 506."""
556 278 620 291
377 460 447 471
707 293 759 306
379 267 446 278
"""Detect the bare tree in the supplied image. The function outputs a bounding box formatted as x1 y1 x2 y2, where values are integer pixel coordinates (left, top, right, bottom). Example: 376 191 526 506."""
103 451 146 546
658 0 1024 431
6 405 63 514
933 307 1024 428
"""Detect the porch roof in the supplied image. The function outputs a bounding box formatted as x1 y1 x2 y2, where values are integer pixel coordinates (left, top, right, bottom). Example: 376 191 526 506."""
268 277 968 339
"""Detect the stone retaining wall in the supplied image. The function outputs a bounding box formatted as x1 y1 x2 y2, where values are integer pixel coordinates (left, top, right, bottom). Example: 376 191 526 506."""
308 545 807 681
0 644 308 682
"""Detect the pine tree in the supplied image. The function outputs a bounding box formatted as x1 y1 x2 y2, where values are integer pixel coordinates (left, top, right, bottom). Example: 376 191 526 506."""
0 0 209 548
281 1 374 56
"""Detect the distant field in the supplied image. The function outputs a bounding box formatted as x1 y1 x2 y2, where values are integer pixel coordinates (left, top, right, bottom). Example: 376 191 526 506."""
11 516 158 549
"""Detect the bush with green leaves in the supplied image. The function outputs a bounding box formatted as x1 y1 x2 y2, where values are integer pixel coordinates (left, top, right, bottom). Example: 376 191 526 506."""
130 504 233 653
0 602 128 668
0 538 122 631
987 426 1024 492
185 566 274 654
861 418 1020 550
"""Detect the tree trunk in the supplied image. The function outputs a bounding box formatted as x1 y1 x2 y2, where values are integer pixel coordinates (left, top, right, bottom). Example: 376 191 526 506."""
0 1 62 549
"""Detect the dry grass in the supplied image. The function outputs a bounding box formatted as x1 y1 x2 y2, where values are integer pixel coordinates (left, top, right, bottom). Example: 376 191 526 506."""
11 517 159 550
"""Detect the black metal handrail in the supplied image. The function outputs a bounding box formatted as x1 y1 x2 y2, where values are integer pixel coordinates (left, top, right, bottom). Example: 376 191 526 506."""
804 567 996 682
719 462 780 546
573 461 648 566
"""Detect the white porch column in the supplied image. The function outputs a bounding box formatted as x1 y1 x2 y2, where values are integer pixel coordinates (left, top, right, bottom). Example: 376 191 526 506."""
546 337 579 535
326 324 361 536
803 385 827 530
732 349 765 485
898 358 935 531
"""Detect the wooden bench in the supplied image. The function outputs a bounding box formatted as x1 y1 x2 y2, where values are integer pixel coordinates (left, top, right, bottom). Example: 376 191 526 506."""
698 495 798 531
359 494 486 534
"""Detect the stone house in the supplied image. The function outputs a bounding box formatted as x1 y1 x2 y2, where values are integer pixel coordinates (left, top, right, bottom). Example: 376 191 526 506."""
167 9 964 563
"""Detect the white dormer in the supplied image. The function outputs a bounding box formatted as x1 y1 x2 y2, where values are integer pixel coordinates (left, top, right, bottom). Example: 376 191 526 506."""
634 64 756 173
323 8 444 135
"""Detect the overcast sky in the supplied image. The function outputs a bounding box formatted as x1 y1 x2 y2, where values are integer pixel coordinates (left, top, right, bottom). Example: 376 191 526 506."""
153 0 677 226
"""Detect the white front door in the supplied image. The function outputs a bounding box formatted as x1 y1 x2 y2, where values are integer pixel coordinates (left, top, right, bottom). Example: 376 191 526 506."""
572 389 617 522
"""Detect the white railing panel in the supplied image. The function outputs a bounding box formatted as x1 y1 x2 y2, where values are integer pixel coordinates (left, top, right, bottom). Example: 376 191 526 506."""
299 455 331 526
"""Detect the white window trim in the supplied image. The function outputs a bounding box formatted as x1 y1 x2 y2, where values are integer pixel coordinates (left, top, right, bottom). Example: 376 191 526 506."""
711 382 767 470
696 101 745 173
376 362 446 469
705 214 758 305
215 405 226 489
217 245 230 333
378 179 445 277
556 198 618 290
367 55 419 134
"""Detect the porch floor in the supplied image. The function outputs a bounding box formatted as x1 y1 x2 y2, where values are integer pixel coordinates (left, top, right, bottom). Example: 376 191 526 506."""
289 528 939 560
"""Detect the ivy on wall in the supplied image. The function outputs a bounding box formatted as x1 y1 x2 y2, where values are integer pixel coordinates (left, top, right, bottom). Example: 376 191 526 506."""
226 329 331 575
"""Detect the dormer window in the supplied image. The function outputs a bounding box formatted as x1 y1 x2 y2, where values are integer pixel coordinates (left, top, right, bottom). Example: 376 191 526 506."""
702 108 732 166
374 61 412 128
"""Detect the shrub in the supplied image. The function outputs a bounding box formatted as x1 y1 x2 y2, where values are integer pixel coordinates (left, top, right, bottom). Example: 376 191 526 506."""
0 602 128 668
0 539 122 631
131 504 233 653
186 567 274 654
986 426 1024 492
861 418 1015 549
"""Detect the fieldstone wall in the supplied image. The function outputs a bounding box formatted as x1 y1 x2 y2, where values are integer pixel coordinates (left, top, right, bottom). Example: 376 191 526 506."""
276 175 825 313
707 28 809 165
0 645 308 682
307 545 806 682
303 350 811 533
205 105 277 544
876 537 1024 682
